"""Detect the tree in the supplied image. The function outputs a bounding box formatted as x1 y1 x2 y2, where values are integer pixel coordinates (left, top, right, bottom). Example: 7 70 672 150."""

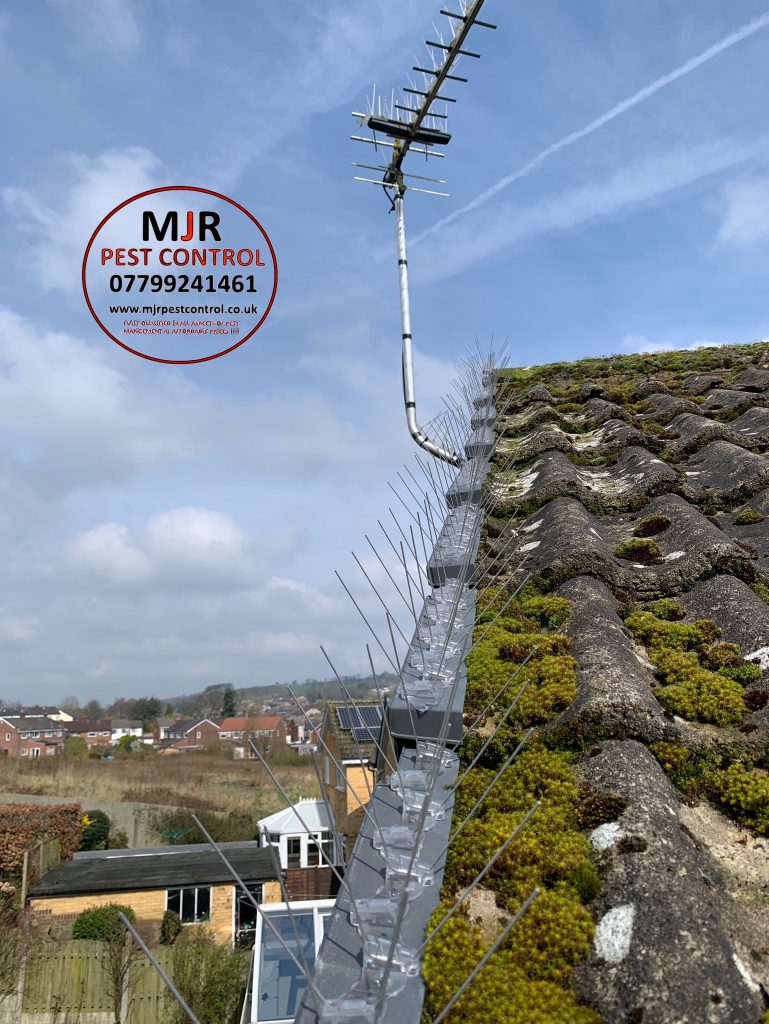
60 695 81 716
221 687 237 719
63 736 89 760
131 697 162 730
73 904 136 1024
83 699 104 719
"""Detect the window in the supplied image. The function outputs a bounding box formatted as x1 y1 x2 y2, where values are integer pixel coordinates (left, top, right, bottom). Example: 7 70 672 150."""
307 832 335 868
252 901 334 1023
235 884 263 947
196 731 202 739
4 734 9 741
30 748 40 758
335 765 345 793
286 837 301 869
166 886 211 924
21 748 27 756
31 731 40 738
20 731 28 739
87 732 96 737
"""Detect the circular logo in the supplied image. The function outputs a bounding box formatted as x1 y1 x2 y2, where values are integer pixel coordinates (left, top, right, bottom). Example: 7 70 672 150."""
82 186 278 364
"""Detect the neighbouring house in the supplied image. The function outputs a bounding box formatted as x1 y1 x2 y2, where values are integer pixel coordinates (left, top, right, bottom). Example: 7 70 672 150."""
318 702 382 854
153 716 176 743
165 718 221 750
110 719 143 746
66 719 112 748
27 841 282 946
219 716 287 752
257 799 340 901
0 715 67 758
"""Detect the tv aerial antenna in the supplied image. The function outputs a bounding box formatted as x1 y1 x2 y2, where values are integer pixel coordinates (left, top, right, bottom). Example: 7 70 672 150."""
351 1 496 468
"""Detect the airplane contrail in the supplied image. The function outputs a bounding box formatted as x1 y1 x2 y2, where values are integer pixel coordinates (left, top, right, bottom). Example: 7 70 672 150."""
413 11 769 244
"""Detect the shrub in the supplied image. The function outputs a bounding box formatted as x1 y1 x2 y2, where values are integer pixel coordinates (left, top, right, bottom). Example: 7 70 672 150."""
72 903 135 941
735 507 765 525
0 804 82 874
80 810 111 851
106 827 130 850
168 927 250 1024
614 538 663 564
160 909 182 945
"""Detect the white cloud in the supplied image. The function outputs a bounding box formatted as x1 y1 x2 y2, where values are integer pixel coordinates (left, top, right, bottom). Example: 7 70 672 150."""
620 333 721 354
68 522 152 583
3 146 161 292
717 177 769 245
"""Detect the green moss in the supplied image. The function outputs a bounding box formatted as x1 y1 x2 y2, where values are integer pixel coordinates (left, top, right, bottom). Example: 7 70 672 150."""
424 587 600 1023
555 402 583 414
614 538 663 564
421 912 600 1024
520 595 571 631
751 582 769 604
650 744 769 835
624 609 747 725
734 507 765 525
652 649 746 726
711 763 769 834
633 515 671 538
647 598 684 621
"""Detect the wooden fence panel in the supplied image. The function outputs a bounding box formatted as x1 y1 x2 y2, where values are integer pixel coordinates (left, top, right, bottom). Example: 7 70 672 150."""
20 941 176 1023
22 941 113 1014
126 948 174 1024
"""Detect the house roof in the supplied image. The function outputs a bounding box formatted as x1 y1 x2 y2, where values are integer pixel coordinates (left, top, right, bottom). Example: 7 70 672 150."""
0 716 61 731
321 701 383 760
219 716 282 732
168 718 219 735
68 719 112 733
478 343 769 1020
111 719 142 729
257 798 331 834
30 841 277 897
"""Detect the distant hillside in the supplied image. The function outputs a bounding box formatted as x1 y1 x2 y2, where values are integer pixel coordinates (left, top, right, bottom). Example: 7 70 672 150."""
166 674 399 718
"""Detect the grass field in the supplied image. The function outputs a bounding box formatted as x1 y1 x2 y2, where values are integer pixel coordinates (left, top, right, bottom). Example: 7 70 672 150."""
0 747 318 822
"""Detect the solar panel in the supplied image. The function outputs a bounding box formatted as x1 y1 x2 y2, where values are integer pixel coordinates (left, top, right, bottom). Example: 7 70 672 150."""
337 705 382 731
352 725 380 743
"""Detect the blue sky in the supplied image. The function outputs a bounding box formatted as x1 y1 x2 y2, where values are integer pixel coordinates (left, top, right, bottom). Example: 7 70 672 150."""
1 0 769 704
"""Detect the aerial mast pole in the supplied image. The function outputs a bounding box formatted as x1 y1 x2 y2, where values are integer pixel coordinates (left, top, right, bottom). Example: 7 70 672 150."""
351 1 496 467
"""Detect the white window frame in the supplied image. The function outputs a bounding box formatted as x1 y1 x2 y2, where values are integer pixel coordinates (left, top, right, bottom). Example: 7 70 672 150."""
4 733 9 741
165 885 212 925
251 900 334 1024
